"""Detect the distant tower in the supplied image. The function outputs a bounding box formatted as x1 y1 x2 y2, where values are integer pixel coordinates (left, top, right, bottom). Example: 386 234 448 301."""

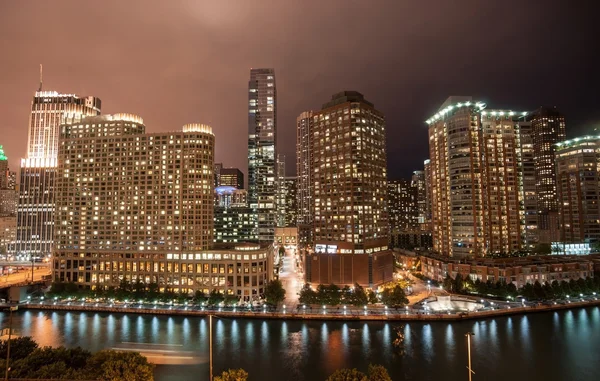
15 80 101 257
556 136 600 245
247 68 277 243
426 97 526 257
305 91 393 287
529 107 566 244
296 111 314 246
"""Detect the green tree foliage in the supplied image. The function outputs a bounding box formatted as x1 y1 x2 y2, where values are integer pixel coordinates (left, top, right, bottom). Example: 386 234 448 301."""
0 336 38 361
367 364 392 381
214 368 249 381
208 289 225 306
85 350 154 381
264 279 286 306
326 368 368 381
380 285 409 308
299 283 317 305
367 290 378 304
0 338 153 381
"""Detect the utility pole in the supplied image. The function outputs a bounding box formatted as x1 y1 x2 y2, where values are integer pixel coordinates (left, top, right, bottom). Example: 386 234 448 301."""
209 314 213 381
4 305 18 381
466 332 475 381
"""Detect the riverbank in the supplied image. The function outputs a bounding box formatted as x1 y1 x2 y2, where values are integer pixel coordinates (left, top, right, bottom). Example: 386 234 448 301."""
18 298 600 322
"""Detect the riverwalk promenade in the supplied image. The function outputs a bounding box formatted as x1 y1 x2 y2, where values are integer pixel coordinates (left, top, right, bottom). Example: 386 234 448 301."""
16 298 600 322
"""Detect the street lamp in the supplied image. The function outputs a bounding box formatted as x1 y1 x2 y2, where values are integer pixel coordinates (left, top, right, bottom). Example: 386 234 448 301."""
465 332 475 381
4 305 18 381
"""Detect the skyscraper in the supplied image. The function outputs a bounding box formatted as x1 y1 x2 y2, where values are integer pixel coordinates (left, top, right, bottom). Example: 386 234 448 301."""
276 154 286 228
423 159 433 229
556 136 600 245
248 68 277 243
519 120 538 248
388 179 419 233
305 91 393 286
426 97 526 257
530 106 566 244
15 89 101 257
296 111 314 246
283 176 297 227
219 168 244 190
411 170 427 226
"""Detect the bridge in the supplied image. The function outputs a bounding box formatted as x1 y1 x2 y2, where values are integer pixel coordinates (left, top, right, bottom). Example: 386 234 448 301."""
0 267 51 289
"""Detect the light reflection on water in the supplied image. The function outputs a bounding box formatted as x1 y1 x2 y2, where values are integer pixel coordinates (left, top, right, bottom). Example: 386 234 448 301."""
0 307 599 381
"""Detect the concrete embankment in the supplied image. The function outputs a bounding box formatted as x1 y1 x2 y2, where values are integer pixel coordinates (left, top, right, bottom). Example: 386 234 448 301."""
19 299 600 322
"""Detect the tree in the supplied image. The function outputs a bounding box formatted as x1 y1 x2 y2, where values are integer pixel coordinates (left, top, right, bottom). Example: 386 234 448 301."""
84 350 154 381
367 290 378 304
327 284 342 306
208 290 225 306
380 285 409 308
214 368 249 381
193 290 207 304
299 283 317 305
453 273 464 294
0 336 38 362
442 275 453 292
350 283 369 306
534 243 551 255
367 364 392 381
0 339 153 381
326 368 368 381
264 279 286 306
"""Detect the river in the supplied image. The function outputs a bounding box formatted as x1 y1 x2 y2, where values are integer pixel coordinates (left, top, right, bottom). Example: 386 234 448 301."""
1 307 599 381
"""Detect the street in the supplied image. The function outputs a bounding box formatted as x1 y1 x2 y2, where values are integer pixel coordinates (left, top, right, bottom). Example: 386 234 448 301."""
278 247 303 309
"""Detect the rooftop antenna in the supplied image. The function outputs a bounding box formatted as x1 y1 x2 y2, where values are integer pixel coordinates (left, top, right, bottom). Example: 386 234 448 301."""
38 64 43 92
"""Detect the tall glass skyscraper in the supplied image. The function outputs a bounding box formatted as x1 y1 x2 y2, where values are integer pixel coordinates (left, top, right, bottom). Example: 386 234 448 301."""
15 89 101 257
248 68 277 243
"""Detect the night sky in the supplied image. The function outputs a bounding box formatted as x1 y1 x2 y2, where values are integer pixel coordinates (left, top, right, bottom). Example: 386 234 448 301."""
1 1 598 180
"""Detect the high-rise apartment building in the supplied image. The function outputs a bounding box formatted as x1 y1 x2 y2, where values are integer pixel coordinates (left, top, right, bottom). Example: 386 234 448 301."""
530 107 566 243
248 68 277 243
296 111 314 245
283 176 297 227
427 97 526 257
15 90 101 257
219 168 244 190
411 170 427 226
519 120 538 248
0 146 17 218
388 179 419 233
305 91 393 286
556 136 600 244
276 154 286 228
423 159 432 228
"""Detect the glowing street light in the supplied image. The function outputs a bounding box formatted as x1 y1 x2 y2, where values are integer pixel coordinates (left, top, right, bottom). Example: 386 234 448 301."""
466 332 475 381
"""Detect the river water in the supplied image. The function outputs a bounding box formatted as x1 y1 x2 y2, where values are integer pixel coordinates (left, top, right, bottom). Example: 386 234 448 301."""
1 307 599 381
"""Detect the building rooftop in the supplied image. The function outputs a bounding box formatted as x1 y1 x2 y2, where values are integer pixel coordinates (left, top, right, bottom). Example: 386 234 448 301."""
321 91 373 109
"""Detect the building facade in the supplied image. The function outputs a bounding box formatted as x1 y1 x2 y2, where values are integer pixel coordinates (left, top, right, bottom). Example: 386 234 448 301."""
296 111 314 246
418 253 594 290
387 179 419 233
519 120 538 248
530 107 566 243
248 68 277 243
276 154 286 228
555 136 600 245
283 176 297 227
15 90 101 257
305 91 393 287
53 114 245 294
218 168 244 189
427 97 526 257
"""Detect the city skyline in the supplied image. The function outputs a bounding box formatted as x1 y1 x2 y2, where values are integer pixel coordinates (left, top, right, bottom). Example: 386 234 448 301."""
1 1 598 180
